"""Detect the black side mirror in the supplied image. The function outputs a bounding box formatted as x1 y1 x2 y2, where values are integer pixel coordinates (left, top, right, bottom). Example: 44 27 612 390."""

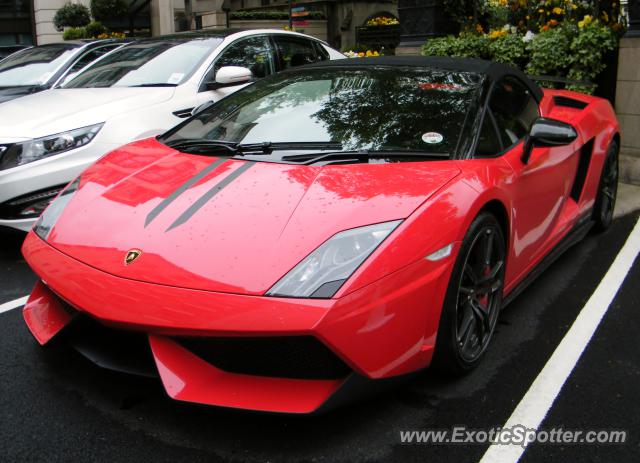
522 117 578 164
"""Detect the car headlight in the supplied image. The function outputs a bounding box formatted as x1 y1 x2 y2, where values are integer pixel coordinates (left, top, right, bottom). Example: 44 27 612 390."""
0 123 103 170
266 220 402 299
33 177 81 241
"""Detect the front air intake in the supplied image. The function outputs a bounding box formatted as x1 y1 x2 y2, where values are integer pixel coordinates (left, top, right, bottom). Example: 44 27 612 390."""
177 336 352 380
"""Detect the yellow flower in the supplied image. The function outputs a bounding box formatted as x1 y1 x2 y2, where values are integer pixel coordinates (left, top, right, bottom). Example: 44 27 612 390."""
538 8 544 13
552 7 563 15
578 20 584 28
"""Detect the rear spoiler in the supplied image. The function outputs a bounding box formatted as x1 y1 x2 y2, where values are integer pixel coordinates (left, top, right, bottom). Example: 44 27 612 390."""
527 75 596 89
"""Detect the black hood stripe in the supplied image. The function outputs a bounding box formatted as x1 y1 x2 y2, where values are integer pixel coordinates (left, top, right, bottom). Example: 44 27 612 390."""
166 161 255 232
145 158 227 227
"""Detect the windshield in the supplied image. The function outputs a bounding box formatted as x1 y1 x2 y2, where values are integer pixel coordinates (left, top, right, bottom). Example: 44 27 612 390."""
0 44 79 87
160 67 483 160
64 38 224 88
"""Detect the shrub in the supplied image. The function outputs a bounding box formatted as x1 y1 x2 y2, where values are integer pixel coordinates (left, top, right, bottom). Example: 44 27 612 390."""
90 0 128 21
85 21 107 38
566 20 617 93
53 3 91 30
488 32 528 67
525 27 571 77
423 34 491 59
63 27 87 40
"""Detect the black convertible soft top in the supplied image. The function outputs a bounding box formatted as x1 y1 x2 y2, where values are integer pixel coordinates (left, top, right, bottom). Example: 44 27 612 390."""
304 56 543 102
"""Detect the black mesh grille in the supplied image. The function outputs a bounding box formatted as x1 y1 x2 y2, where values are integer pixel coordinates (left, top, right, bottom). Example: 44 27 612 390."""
177 336 351 380
0 184 66 219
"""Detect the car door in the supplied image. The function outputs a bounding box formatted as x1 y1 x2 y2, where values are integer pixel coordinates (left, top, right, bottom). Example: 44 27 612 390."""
196 35 276 106
489 76 579 275
271 35 323 71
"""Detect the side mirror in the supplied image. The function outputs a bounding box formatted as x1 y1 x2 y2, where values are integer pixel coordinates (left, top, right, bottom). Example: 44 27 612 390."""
522 117 578 164
205 66 253 91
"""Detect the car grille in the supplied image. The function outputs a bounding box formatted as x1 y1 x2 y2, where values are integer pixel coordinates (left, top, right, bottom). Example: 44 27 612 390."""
177 336 352 380
0 184 66 219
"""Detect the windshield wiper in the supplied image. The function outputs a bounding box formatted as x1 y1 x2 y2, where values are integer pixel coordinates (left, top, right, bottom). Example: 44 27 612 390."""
280 149 450 165
129 83 178 87
165 140 343 156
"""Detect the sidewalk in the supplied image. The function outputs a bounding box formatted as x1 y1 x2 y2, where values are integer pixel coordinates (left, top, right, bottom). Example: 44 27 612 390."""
614 182 640 218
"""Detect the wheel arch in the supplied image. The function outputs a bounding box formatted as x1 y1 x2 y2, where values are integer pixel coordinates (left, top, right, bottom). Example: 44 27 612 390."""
479 199 510 246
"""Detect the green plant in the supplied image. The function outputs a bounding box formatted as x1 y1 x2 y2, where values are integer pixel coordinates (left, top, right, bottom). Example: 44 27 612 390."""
423 34 491 59
488 32 528 67
85 21 107 38
566 20 617 93
53 3 91 30
90 0 128 21
62 27 87 40
525 26 571 78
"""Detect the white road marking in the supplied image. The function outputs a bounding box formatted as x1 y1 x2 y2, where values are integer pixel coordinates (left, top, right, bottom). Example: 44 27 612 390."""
480 217 640 463
0 295 29 314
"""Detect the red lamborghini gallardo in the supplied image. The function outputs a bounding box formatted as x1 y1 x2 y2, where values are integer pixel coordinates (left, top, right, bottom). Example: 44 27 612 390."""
21 57 620 414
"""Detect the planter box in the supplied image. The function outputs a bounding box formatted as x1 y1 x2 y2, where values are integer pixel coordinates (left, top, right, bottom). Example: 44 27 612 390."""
355 24 401 50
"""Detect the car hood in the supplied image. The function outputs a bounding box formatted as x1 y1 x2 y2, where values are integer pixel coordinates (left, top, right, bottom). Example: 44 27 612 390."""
0 85 43 104
46 138 461 295
0 87 175 139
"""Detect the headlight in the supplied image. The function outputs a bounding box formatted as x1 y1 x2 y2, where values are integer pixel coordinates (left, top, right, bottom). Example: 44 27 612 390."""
33 177 81 241
0 123 103 170
267 220 402 299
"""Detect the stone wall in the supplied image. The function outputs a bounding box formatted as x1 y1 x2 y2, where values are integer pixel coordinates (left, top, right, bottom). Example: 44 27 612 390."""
616 37 640 185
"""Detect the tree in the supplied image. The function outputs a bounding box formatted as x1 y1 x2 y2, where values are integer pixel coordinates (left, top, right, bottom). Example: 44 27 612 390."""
53 3 91 30
90 0 129 22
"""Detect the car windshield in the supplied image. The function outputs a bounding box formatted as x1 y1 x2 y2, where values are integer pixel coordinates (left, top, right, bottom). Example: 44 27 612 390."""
64 38 224 88
160 67 483 161
0 44 79 87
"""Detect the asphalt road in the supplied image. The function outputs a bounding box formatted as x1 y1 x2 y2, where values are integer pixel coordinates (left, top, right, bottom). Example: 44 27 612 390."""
1 212 639 463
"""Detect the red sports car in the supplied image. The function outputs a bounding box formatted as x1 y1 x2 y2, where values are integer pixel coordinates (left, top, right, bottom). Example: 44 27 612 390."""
21 57 620 414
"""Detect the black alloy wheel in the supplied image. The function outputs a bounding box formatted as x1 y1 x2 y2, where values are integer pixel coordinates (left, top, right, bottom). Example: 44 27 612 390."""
593 140 619 232
433 212 506 374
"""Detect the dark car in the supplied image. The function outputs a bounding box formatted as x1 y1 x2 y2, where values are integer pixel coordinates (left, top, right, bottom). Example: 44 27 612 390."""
0 40 127 104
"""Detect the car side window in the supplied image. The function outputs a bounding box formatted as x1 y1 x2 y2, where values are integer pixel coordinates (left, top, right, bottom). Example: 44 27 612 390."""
68 45 120 74
313 41 330 61
490 76 539 149
272 36 319 71
476 110 503 157
207 36 275 84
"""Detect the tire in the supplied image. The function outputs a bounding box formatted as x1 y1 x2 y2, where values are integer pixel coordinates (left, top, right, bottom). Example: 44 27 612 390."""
432 212 506 375
592 140 619 232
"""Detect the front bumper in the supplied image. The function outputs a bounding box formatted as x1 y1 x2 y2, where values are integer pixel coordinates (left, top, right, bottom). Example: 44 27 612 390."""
0 141 118 231
22 232 454 413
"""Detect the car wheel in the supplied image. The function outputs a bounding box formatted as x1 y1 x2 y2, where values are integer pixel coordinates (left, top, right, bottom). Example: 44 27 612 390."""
432 212 506 375
592 140 619 232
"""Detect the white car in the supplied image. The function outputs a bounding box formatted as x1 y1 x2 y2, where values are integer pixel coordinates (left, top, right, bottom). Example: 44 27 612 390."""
0 29 344 231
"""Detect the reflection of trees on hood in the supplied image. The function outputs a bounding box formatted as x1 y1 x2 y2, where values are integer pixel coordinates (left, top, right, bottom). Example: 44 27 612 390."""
311 70 480 153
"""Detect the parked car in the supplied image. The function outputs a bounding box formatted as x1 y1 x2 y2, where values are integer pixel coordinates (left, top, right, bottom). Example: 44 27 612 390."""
20 57 619 413
0 40 127 104
0 45 31 61
0 29 344 232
